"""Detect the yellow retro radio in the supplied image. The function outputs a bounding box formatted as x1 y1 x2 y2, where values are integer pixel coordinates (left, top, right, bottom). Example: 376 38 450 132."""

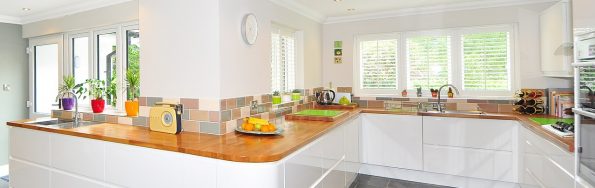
149 102 183 134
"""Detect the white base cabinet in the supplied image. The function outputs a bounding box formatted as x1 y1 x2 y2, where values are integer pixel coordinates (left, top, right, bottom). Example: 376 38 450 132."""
422 117 518 183
361 114 423 170
10 115 362 188
519 126 576 188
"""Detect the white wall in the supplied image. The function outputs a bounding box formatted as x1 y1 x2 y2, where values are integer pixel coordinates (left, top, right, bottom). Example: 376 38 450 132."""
218 0 322 98
22 0 139 38
322 2 572 91
139 0 221 99
0 23 28 166
574 0 595 28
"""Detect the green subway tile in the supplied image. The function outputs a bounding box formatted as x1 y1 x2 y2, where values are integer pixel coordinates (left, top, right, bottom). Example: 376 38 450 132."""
221 110 232 122
200 122 221 135
182 109 190 120
236 97 246 108
93 114 106 122
133 117 148 127
146 97 163 106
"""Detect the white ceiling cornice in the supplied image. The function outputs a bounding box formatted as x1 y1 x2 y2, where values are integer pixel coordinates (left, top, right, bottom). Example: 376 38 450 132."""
268 0 326 23
324 0 558 24
0 15 22 24
0 0 132 25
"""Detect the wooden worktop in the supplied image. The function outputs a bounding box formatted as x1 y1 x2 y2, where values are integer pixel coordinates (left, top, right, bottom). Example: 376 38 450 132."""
7 109 575 163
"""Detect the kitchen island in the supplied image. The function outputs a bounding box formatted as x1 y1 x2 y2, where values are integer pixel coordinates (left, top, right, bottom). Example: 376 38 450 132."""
7 108 576 188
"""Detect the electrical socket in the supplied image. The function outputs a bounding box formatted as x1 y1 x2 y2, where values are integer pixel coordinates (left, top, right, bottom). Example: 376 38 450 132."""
2 84 10 92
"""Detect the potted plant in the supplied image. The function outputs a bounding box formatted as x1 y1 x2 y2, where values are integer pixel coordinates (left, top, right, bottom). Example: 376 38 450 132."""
58 75 80 110
78 79 106 113
291 89 301 101
272 91 282 104
125 69 140 117
282 92 292 103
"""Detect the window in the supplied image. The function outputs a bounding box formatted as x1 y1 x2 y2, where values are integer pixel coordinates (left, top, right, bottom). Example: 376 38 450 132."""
126 29 140 100
406 35 450 89
462 32 510 91
96 31 118 106
64 23 139 112
271 25 296 92
360 39 398 89
355 25 515 97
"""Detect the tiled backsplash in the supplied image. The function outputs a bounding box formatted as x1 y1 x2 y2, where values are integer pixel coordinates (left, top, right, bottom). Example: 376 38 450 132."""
52 86 514 135
52 88 322 135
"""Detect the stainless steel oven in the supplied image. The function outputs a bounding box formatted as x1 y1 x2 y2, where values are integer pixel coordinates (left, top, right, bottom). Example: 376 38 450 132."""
577 32 595 61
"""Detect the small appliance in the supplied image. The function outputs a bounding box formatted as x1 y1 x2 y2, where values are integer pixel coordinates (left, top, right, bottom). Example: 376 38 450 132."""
149 102 183 134
315 90 336 105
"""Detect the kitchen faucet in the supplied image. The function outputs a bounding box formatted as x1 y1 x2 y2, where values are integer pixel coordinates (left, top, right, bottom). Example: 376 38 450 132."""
437 84 460 112
56 91 80 125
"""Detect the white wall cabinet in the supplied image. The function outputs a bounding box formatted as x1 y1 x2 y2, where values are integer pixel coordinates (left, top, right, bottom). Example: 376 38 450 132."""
540 0 573 77
361 114 423 170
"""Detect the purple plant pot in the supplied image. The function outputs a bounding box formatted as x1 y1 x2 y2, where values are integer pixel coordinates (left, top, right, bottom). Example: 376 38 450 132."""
62 98 75 110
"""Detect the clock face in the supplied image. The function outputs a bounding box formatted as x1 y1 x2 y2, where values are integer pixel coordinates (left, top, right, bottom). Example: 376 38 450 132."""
242 14 258 45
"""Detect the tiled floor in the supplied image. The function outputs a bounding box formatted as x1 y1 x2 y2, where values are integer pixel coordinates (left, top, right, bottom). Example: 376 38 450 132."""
350 174 455 188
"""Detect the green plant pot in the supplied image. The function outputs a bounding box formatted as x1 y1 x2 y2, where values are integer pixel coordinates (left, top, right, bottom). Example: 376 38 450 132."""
272 96 282 104
292 93 301 101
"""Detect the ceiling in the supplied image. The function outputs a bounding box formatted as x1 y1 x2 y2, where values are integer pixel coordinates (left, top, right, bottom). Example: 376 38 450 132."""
295 0 482 17
0 0 130 24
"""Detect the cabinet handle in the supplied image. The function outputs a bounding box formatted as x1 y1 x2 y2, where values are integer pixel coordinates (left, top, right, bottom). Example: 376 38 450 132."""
309 155 345 188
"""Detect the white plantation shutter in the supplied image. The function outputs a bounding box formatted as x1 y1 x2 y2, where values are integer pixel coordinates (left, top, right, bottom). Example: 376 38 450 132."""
271 25 296 92
406 35 450 89
359 39 398 89
462 32 510 91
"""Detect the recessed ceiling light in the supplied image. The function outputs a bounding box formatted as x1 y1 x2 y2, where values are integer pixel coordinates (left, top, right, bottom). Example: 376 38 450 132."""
334 0 343 2
22 8 31 11
347 8 356 11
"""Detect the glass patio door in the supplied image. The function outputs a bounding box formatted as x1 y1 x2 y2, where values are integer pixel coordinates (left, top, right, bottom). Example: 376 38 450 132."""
28 35 64 118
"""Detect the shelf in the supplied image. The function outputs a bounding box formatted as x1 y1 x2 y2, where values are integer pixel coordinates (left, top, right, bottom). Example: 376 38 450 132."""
573 108 595 119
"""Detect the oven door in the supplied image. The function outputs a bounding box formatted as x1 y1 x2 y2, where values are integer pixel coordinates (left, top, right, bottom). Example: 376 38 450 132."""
578 117 595 186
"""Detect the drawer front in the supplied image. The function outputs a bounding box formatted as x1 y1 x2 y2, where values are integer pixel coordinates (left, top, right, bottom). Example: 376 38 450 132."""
423 144 514 182
9 159 50 188
51 171 107 188
10 127 51 165
362 114 423 170
423 117 515 151
521 127 574 173
51 133 105 181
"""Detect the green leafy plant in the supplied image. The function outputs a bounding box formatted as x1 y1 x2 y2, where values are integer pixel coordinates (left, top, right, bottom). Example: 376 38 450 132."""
273 91 280 96
126 69 140 101
58 75 82 98
292 89 301 94
77 79 106 100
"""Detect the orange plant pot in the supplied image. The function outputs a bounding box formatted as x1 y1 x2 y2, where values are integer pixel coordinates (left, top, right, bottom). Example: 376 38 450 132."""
125 101 139 117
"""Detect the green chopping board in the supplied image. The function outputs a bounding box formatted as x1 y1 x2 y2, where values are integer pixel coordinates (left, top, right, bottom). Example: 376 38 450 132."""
529 117 573 125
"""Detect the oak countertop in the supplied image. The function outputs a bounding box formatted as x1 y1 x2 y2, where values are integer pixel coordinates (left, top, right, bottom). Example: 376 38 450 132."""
7 109 574 163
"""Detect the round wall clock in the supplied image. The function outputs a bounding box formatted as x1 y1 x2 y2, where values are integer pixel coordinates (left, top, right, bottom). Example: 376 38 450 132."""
242 13 258 45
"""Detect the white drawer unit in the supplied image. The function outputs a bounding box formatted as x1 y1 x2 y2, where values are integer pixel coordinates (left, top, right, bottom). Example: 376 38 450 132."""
362 114 423 170
423 144 515 182
519 126 575 188
423 117 516 151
